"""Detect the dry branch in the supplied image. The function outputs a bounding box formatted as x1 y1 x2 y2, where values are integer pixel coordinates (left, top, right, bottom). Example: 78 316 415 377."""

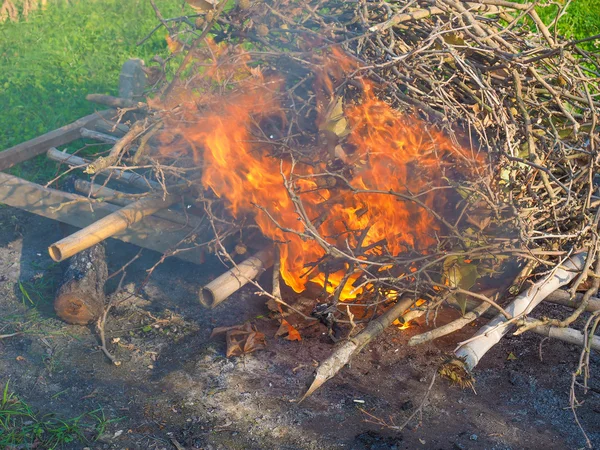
80 127 119 144
84 121 146 175
47 148 160 191
530 320 600 352
300 295 416 401
86 94 148 111
452 252 587 373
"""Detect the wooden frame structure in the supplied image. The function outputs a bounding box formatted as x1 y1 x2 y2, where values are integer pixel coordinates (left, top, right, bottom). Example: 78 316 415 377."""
0 60 206 266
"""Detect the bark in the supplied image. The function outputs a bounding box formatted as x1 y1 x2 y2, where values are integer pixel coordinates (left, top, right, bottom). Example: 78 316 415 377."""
54 243 107 325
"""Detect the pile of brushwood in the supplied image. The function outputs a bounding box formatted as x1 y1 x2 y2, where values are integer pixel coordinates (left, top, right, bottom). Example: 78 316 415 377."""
65 0 600 444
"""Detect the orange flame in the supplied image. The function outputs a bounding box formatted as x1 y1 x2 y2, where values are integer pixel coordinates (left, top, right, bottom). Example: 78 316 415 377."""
154 43 483 300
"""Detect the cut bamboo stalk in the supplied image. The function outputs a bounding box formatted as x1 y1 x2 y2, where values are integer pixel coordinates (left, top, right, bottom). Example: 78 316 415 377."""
530 320 600 351
47 147 160 191
48 194 178 262
74 179 205 230
452 252 587 373
199 248 275 308
0 172 205 264
0 109 115 171
300 295 416 401
80 128 119 144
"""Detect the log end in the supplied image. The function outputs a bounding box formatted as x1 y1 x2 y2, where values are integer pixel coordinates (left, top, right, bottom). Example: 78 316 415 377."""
199 287 216 308
48 244 63 262
54 293 103 325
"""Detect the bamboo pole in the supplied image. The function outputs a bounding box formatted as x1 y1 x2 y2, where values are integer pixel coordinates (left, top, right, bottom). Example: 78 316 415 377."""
47 148 160 191
452 252 587 373
0 171 205 265
48 194 178 262
199 248 275 308
74 180 206 230
300 295 416 401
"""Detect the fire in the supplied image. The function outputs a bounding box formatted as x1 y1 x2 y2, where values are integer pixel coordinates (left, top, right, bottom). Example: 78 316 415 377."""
154 43 483 301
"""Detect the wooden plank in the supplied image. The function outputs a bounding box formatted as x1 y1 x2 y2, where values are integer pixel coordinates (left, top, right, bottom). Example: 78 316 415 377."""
0 109 116 171
0 172 206 265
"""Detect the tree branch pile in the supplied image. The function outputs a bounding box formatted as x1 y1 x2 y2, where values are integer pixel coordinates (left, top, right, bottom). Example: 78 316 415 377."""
51 0 600 402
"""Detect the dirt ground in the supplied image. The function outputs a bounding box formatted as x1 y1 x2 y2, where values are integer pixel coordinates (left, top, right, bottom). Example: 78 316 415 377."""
1 207 600 450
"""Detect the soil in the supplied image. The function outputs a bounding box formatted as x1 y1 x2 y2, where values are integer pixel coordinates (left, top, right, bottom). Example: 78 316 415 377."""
1 207 600 450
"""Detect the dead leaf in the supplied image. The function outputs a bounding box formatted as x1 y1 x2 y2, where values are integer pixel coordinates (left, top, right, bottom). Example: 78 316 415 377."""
165 35 183 53
443 255 480 315
319 96 349 138
507 352 517 361
211 322 267 357
466 214 491 231
266 297 282 315
276 319 302 341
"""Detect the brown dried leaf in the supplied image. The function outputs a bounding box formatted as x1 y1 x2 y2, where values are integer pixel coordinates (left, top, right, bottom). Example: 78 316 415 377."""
211 322 267 357
276 319 302 341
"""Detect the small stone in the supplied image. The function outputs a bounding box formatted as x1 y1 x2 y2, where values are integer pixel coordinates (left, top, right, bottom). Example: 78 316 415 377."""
400 400 414 411
469 434 478 441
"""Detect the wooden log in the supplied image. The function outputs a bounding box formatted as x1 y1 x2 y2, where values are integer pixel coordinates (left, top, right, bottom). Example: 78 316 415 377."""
80 128 119 144
529 320 600 351
48 193 178 262
199 248 275 308
86 94 148 112
93 120 128 137
47 147 160 191
74 179 206 230
0 172 205 264
0 109 116 171
119 58 147 100
54 243 107 325
545 289 600 312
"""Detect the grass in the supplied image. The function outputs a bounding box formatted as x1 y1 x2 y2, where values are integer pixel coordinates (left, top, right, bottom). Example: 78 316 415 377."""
0 0 183 181
0 381 119 449
508 0 600 51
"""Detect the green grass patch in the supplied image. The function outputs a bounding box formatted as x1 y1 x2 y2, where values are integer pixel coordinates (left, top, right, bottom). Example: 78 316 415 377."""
0 381 120 449
509 0 600 51
0 0 184 180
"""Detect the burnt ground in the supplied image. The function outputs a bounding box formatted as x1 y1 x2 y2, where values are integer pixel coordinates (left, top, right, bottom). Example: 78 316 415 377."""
1 207 600 450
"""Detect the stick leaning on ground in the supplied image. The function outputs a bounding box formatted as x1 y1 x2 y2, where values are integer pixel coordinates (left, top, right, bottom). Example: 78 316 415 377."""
300 295 416 401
